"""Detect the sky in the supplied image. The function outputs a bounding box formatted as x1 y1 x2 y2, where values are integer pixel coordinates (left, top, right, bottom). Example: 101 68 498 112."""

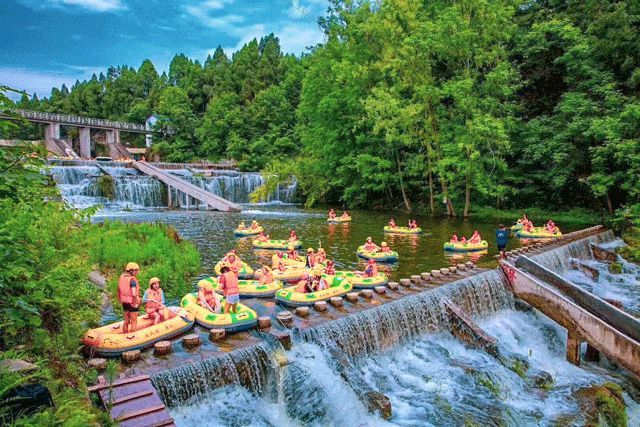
0 0 328 99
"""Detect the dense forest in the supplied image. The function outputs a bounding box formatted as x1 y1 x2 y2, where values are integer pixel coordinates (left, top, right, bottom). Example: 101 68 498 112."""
8 0 640 216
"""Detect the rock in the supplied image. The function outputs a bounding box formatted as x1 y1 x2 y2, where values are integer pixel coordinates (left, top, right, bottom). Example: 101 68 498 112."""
361 289 374 299
457 263 467 271
575 383 627 427
399 278 412 287
88 271 107 289
363 391 392 420
591 244 618 262
154 341 172 355
420 272 431 281
258 316 272 329
315 301 328 312
270 330 292 351
411 275 422 284
448 266 457 273
295 306 310 317
209 329 226 342
570 259 600 281
0 359 38 373
345 292 359 302
182 334 201 348
374 286 386 294
121 350 141 363
88 358 107 370
329 297 343 307
609 262 623 274
439 268 450 275
277 311 294 327
465 262 475 268
387 282 399 290
532 371 554 390
431 269 442 277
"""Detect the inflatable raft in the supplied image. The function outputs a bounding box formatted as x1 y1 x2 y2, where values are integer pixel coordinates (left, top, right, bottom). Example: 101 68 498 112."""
180 293 258 332
356 246 399 262
272 266 308 282
275 275 353 307
516 228 562 238
383 226 422 234
214 259 254 279
334 270 388 288
198 276 283 298
510 223 523 231
443 240 489 252
81 307 195 357
252 239 302 250
234 226 264 237
271 253 306 269
327 216 351 223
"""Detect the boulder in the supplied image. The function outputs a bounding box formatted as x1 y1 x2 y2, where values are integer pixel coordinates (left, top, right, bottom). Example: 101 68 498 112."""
315 301 328 312
363 391 392 420
87 358 107 370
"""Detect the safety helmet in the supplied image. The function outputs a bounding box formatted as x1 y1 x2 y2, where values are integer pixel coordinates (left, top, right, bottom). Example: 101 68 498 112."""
149 277 160 286
381 242 388 247
288 245 295 251
198 279 213 291
307 247 314 253
125 262 140 271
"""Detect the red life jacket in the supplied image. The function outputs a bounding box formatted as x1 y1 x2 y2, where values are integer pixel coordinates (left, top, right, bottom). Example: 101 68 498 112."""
145 288 163 311
118 273 139 304
221 272 239 296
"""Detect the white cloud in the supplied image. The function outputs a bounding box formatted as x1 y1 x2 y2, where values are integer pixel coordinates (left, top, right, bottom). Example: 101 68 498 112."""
186 0 241 31
19 0 125 12
288 0 310 19
0 67 104 99
277 23 325 55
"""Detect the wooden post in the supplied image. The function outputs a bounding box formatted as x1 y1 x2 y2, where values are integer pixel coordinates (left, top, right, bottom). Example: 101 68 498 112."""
566 331 581 366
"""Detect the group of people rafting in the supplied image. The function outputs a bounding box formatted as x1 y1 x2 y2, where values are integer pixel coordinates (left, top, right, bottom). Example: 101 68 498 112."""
515 214 559 234
328 209 351 220
388 218 419 229
449 230 483 245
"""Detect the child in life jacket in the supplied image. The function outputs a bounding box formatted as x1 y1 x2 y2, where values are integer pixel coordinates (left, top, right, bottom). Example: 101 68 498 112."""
450 234 459 243
363 259 378 277
324 260 336 275
470 231 482 244
142 277 165 325
197 280 220 313
388 218 397 228
259 266 274 284
380 242 391 252
328 209 336 219
289 230 298 242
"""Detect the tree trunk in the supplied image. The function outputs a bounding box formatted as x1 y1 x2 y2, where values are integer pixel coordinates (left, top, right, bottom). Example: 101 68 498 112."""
396 150 412 212
606 192 613 214
463 173 471 218
441 180 456 217
427 154 435 215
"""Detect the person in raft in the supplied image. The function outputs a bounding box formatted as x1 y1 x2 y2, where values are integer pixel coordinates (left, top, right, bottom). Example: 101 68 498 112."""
312 269 328 291
315 247 327 264
257 231 270 242
296 272 311 293
259 266 274 284
496 224 509 259
523 220 535 233
363 236 380 252
305 248 316 268
289 230 298 243
328 208 337 219
325 260 336 275
225 252 243 275
197 280 220 313
251 220 260 229
388 218 397 228
450 234 459 243
545 220 558 233
380 242 392 253
287 245 299 260
341 211 350 219
118 262 141 334
363 259 378 277
219 266 240 314
409 219 418 229
142 277 165 325
237 221 247 230
470 231 482 244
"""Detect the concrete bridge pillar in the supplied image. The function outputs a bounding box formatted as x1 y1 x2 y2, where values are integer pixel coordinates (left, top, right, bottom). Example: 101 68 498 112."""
105 129 120 144
44 122 60 141
79 127 91 159
566 330 581 366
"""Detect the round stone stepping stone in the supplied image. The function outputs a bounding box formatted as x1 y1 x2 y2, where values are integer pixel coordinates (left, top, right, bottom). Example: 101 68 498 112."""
374 286 386 294
411 275 422 284
387 282 399 290
420 272 431 281
345 292 359 302
209 329 226 342
121 350 141 363
448 266 457 273
439 268 450 275
258 316 272 329
270 330 292 350
153 341 172 356
457 264 467 271
314 301 328 312
330 297 343 307
277 311 294 327
465 262 475 268
182 334 201 348
88 358 107 370
295 306 310 317
399 278 412 287
431 269 442 277
361 289 374 299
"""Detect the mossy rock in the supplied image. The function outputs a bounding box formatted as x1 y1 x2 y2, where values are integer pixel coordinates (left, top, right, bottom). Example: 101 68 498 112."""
96 175 115 199
575 382 627 427
608 262 623 274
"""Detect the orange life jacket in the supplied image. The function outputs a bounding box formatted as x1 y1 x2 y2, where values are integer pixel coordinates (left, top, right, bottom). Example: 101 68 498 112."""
145 288 163 312
221 272 239 296
259 272 274 284
118 273 139 304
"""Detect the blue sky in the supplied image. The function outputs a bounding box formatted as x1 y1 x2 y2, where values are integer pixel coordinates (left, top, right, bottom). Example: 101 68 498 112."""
0 0 328 98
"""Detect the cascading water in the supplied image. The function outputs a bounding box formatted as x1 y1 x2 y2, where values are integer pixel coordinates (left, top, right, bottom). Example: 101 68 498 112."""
528 230 615 272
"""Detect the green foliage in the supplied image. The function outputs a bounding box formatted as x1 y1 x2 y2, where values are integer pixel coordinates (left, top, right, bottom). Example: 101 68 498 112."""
96 175 115 200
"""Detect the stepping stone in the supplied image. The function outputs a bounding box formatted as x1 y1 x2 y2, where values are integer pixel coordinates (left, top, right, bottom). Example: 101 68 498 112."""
330 297 343 307
153 341 172 355
411 275 422 284
387 282 399 290
420 272 431 281
431 269 442 277
345 292 359 302
182 334 201 348
448 266 457 273
361 289 374 299
209 329 226 342
457 264 467 271
315 301 328 312
399 278 412 287
258 316 272 329
439 268 450 275
122 349 141 363
374 286 386 294
465 262 475 268
270 330 292 351
277 311 294 327
88 358 107 370
295 306 310 317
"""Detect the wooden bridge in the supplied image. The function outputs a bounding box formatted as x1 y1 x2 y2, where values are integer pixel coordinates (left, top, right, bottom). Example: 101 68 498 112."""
133 161 241 212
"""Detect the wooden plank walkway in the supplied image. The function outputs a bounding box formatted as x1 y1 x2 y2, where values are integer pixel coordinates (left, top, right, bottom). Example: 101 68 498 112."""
88 374 175 427
133 161 241 212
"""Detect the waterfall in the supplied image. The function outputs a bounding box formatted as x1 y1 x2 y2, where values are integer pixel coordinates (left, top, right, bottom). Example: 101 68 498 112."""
298 270 513 358
528 230 615 272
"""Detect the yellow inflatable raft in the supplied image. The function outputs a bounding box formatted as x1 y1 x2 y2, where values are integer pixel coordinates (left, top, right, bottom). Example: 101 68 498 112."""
356 246 399 262
327 216 351 223
516 227 562 238
234 226 264 237
214 259 254 279
252 239 302 250
383 226 422 234
443 240 489 252
510 223 523 231
180 293 257 332
271 253 306 268
272 266 308 282
198 276 283 298
81 307 195 357
334 270 388 288
275 275 353 307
